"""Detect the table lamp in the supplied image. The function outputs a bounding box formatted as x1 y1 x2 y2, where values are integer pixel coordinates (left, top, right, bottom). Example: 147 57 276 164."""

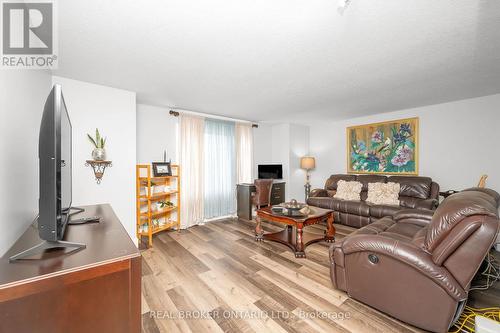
300 156 316 200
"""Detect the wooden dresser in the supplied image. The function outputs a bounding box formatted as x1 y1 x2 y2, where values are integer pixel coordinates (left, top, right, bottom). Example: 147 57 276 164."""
236 181 286 220
0 204 141 333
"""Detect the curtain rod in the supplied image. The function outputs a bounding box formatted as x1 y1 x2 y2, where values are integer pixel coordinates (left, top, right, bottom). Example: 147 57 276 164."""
169 110 258 128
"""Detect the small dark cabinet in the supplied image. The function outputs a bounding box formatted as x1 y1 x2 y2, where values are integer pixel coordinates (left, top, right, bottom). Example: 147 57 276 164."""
237 181 286 220
270 182 285 205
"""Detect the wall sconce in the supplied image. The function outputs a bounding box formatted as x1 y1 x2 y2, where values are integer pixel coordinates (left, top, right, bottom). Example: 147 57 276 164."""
85 160 112 184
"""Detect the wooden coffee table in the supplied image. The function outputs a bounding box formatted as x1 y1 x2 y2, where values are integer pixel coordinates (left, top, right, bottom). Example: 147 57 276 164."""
255 206 335 258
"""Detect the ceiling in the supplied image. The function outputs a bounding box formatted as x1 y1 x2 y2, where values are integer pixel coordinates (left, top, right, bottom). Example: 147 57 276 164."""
54 0 500 122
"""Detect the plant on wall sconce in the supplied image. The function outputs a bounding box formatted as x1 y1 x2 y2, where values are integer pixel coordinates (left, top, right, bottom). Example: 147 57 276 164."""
85 128 112 184
87 128 107 161
85 160 112 184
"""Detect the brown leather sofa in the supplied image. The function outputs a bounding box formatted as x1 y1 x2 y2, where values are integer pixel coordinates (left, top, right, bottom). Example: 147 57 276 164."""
307 174 439 228
329 188 500 332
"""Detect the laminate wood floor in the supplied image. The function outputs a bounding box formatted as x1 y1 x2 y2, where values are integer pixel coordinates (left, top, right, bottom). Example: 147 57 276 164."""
140 218 500 333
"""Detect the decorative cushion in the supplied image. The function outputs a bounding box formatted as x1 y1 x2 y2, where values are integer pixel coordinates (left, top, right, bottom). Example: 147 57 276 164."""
325 174 357 191
334 180 362 201
366 182 401 206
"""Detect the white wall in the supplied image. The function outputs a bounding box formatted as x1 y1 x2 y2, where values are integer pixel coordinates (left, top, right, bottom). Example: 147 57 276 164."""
52 76 137 243
252 124 273 179
271 123 291 190
309 94 500 192
253 123 310 201
0 71 52 256
289 124 309 201
137 104 178 164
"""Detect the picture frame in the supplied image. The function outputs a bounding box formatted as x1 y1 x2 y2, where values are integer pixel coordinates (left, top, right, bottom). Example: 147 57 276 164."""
152 162 172 176
346 117 419 175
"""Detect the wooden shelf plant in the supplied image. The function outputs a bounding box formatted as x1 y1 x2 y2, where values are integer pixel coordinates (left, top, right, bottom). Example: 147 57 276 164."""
136 164 181 247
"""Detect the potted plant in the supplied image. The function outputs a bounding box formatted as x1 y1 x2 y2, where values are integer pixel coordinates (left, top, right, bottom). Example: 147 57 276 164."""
155 201 166 211
149 181 157 197
87 128 107 161
156 200 174 211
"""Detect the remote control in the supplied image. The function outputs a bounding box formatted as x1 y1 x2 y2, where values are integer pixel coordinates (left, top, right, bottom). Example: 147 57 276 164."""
68 216 101 225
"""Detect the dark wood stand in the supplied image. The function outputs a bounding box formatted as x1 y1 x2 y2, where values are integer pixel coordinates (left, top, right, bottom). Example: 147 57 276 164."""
0 204 141 333
255 206 335 258
237 181 286 220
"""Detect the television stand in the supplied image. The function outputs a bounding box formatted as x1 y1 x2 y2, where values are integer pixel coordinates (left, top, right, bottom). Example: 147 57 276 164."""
0 204 141 332
8 240 86 262
67 206 85 217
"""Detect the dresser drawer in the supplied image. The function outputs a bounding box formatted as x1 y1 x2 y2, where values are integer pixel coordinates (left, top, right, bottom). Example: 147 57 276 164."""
271 183 285 205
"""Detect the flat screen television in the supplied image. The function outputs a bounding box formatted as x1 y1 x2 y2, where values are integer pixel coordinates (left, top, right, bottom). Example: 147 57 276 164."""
38 84 72 241
258 164 283 180
9 84 85 262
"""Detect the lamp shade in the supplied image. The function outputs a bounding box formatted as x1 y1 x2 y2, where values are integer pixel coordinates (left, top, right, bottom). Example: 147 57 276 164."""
300 156 316 170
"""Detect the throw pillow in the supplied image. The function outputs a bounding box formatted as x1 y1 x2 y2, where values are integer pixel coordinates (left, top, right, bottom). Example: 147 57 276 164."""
334 180 363 201
366 182 400 205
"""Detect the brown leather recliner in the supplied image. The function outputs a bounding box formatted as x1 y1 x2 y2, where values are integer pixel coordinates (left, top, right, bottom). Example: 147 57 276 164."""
329 187 500 333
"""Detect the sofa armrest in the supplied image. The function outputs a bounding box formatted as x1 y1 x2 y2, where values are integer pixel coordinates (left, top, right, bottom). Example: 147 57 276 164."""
394 209 434 227
309 189 329 198
340 234 466 301
413 198 439 210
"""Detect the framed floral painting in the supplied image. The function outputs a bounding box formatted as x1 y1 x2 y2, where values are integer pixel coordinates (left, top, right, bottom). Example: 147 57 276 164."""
347 117 419 175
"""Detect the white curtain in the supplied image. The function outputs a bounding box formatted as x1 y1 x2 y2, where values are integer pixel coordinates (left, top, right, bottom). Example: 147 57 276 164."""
179 115 205 228
204 119 236 219
236 123 254 184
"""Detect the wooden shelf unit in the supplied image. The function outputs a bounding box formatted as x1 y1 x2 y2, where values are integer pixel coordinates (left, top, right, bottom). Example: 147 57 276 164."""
136 164 181 247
